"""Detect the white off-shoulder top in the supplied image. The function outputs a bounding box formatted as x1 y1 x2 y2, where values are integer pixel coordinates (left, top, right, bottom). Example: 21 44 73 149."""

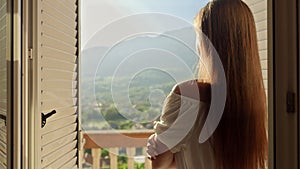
154 91 215 169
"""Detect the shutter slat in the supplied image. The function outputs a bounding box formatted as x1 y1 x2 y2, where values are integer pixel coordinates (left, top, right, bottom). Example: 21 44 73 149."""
0 126 6 139
243 0 263 6
41 132 77 157
41 47 77 63
249 0 266 13
264 80 268 89
41 80 77 90
0 59 5 66
49 106 78 121
41 123 77 146
41 3 76 31
253 10 267 23
41 13 77 37
0 16 5 27
0 102 6 110
59 157 77 169
43 149 77 169
41 69 77 81
259 50 267 60
55 0 77 14
50 0 77 19
0 0 8 168
41 35 77 55
46 106 77 121
0 74 6 81
41 141 77 168
39 0 79 168
260 60 267 70
0 150 6 164
0 3 6 167
41 57 77 72
0 3 6 16
256 20 267 32
41 98 77 111
0 108 7 114
262 70 267 80
0 27 5 38
41 89 77 101
258 40 267 50
0 163 6 169
243 0 268 93
0 122 6 165
257 30 267 41
0 138 6 153
41 24 77 46
41 115 77 135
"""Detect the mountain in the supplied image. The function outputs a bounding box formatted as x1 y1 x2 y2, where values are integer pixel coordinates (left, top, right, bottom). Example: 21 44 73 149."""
80 27 201 129
81 26 199 80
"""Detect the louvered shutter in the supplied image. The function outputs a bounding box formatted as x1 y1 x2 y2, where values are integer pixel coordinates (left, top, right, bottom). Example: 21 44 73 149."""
33 0 80 168
0 0 8 168
243 0 268 95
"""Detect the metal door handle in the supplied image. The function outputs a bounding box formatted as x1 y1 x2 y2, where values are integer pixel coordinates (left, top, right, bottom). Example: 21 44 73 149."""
0 114 6 126
41 110 56 128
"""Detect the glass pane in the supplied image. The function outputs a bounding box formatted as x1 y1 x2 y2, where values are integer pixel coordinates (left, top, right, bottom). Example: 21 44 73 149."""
81 0 269 168
81 0 210 130
0 0 9 168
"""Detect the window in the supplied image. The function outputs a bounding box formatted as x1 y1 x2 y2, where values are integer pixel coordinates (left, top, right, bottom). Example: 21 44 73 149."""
80 0 269 168
81 0 210 130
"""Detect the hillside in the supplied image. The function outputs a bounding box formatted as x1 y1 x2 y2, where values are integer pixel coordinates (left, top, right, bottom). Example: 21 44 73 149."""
81 26 200 130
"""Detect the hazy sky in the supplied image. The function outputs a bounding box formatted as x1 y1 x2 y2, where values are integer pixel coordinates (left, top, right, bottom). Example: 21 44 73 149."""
81 0 209 49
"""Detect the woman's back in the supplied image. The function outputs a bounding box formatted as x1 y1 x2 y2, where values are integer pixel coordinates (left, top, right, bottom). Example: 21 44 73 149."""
148 0 267 168
194 0 268 168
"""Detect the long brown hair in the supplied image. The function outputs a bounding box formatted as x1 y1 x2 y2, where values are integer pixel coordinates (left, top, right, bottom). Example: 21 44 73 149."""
194 0 268 169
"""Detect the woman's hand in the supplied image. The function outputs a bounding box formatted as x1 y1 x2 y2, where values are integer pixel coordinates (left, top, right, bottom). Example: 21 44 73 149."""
173 80 211 102
147 134 176 169
146 134 158 159
146 134 169 159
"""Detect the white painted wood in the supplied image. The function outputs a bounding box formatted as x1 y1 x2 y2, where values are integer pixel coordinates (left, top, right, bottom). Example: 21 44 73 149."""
254 10 267 22
143 148 152 169
41 123 77 146
109 148 119 169
92 148 101 169
40 57 77 71
41 89 78 101
256 20 267 32
126 147 136 169
249 0 266 13
0 0 7 168
41 132 77 157
41 98 77 111
41 47 77 63
59 157 78 169
41 80 78 90
244 0 268 90
41 115 77 135
41 13 77 36
42 149 77 169
41 140 77 168
245 0 264 6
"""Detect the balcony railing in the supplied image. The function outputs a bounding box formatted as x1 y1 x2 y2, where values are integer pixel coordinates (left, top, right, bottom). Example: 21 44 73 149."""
83 130 154 169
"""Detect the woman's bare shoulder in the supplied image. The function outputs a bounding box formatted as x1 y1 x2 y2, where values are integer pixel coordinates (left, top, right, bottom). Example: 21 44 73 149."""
173 80 211 102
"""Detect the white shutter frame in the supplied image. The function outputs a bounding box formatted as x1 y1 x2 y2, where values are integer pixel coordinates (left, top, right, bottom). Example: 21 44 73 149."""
0 0 8 168
243 0 268 93
31 0 80 168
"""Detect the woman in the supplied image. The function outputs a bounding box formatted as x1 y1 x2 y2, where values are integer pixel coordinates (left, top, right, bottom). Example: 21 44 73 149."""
146 0 268 169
